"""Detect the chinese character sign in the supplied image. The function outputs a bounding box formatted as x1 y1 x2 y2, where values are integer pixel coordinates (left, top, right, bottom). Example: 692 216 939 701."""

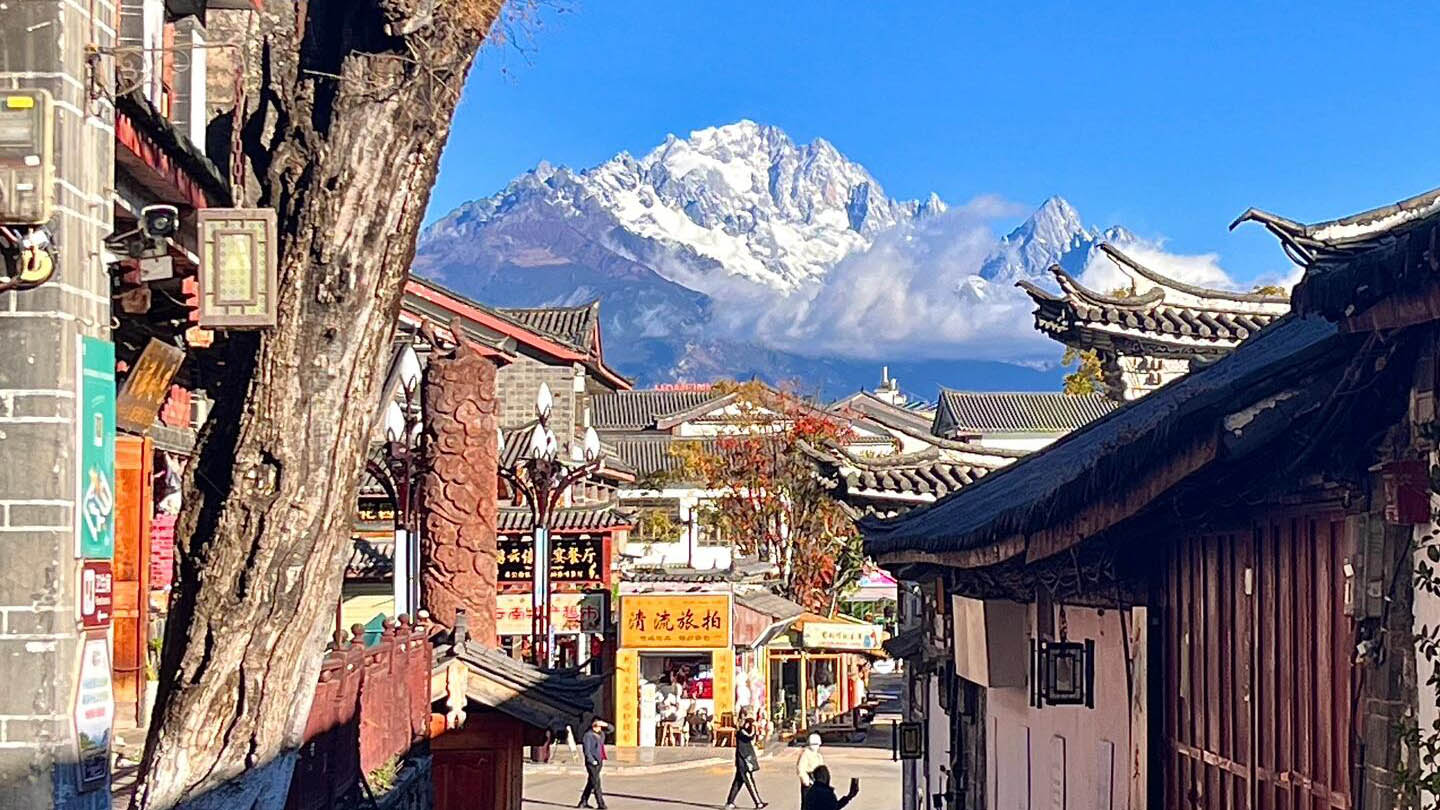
800 621 884 652
495 593 605 636
77 337 115 559
498 534 605 584
619 594 731 649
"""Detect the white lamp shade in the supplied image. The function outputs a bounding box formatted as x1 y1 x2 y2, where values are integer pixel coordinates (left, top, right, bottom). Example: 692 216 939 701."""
535 382 553 420
397 345 422 392
528 423 551 459
384 402 405 442
583 426 601 460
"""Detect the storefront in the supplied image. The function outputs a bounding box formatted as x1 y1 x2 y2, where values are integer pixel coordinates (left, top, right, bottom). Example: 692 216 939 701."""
494 591 607 669
732 590 808 739
614 592 733 746
766 615 886 736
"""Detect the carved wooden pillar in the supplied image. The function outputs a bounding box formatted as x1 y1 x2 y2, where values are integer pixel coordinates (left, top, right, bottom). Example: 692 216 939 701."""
420 336 501 645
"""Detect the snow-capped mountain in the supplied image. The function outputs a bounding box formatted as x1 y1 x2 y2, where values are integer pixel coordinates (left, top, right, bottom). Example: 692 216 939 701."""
416 122 1151 396
423 120 943 295
978 195 1137 284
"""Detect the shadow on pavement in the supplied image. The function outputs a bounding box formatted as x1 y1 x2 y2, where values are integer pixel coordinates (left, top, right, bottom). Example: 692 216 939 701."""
608 792 726 807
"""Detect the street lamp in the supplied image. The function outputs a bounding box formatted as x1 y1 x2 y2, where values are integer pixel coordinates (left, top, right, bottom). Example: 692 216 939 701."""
498 382 605 669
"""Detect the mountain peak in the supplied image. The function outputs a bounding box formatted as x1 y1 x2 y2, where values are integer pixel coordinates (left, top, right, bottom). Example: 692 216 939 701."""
977 196 1130 284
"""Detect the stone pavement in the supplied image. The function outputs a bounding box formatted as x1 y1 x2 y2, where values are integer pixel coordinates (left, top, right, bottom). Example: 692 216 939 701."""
521 742 899 810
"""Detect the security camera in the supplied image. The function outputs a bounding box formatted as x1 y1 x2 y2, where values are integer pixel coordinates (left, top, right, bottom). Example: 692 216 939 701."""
140 204 180 239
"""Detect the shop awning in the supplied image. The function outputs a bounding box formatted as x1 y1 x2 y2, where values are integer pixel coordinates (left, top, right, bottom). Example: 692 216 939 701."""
734 590 807 650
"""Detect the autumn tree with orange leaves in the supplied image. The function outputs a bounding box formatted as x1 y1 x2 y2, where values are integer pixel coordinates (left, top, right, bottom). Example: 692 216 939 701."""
671 381 866 614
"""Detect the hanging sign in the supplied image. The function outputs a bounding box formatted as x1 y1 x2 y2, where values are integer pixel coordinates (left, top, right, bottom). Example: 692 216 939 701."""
619 593 730 649
79 561 113 629
114 338 184 434
196 208 278 329
498 534 605 584
149 513 176 590
77 337 115 559
801 621 885 652
73 635 113 792
495 592 605 636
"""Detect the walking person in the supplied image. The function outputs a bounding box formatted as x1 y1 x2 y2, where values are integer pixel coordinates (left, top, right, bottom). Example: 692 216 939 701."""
722 711 766 809
577 717 609 809
800 766 860 810
796 733 824 807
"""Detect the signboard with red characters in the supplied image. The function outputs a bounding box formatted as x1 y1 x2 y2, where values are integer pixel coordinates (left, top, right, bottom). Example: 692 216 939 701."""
79 561 113 629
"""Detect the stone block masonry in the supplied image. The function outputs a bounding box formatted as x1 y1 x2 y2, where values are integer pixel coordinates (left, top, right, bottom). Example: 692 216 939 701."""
1 0 116 806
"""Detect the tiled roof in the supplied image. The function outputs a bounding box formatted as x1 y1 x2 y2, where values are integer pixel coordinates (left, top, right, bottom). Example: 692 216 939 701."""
591 390 727 431
497 504 633 533
495 302 599 353
864 313 1343 557
934 390 1116 436
829 392 937 437
621 558 777 584
838 456 994 498
801 442 1013 517
611 436 720 479
435 627 601 728
735 590 807 621
346 537 394 580
1017 245 1289 363
1235 186 1440 324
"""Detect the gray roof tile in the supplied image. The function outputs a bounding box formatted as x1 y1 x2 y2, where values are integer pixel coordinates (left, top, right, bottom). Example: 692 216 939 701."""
933 390 1116 436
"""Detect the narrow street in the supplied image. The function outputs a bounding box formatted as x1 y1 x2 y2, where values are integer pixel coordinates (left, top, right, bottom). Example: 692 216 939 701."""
521 745 899 810
524 675 903 810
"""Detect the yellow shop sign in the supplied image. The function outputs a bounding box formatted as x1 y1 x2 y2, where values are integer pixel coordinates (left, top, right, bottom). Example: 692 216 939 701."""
619 593 731 649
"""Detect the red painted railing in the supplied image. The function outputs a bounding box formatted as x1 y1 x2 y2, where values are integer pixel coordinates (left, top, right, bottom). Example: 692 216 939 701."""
285 616 433 810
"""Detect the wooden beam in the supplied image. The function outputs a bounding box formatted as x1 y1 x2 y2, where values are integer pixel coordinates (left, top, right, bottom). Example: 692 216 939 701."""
876 535 1025 570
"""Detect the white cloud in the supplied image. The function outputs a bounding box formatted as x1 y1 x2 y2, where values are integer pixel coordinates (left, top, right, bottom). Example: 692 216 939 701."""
712 207 1056 362
1079 242 1237 293
699 200 1277 366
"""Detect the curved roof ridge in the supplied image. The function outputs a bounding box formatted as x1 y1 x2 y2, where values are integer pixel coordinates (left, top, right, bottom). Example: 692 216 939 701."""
1050 262 1165 309
1232 186 1440 265
1096 244 1288 307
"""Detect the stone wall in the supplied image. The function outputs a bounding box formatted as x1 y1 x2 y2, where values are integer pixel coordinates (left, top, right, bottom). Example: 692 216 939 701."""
495 354 581 437
0 1 116 807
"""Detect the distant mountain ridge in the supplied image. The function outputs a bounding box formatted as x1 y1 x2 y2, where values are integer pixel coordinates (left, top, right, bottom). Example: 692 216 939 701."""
416 121 1141 397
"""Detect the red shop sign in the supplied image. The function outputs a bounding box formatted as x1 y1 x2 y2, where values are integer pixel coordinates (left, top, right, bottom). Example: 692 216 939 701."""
79 561 113 629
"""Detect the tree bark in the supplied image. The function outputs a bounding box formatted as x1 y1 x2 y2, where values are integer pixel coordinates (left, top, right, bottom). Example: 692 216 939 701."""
134 2 500 808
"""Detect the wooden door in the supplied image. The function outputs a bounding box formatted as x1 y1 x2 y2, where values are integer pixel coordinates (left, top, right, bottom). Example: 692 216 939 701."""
1164 514 1352 810
113 435 152 726
434 749 505 810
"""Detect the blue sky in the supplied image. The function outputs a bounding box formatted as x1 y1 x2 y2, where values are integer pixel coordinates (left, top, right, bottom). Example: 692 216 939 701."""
429 1 1440 283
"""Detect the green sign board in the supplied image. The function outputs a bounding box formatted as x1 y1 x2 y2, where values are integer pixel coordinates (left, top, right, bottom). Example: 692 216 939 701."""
77 336 115 559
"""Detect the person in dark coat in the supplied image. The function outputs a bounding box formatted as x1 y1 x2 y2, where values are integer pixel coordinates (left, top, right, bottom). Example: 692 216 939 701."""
578 717 608 809
800 766 859 810
723 712 766 809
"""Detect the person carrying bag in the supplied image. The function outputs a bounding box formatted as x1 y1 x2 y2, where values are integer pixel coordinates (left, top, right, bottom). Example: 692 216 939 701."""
723 711 767 809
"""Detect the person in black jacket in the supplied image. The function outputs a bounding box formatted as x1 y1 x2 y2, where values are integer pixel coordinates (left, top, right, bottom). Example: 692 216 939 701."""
800 766 859 810
578 717 608 809
723 712 766 809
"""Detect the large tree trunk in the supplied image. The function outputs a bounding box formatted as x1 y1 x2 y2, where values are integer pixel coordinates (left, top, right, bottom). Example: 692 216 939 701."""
134 2 501 808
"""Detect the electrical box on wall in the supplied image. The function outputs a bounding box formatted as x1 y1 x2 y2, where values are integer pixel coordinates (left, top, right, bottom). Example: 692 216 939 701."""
0 90 54 225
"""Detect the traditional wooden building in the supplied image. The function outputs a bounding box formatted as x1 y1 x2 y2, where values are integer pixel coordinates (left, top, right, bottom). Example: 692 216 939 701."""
1018 244 1290 400
865 188 1440 810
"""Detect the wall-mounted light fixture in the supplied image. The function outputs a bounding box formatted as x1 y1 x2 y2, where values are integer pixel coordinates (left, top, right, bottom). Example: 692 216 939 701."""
1030 638 1095 708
